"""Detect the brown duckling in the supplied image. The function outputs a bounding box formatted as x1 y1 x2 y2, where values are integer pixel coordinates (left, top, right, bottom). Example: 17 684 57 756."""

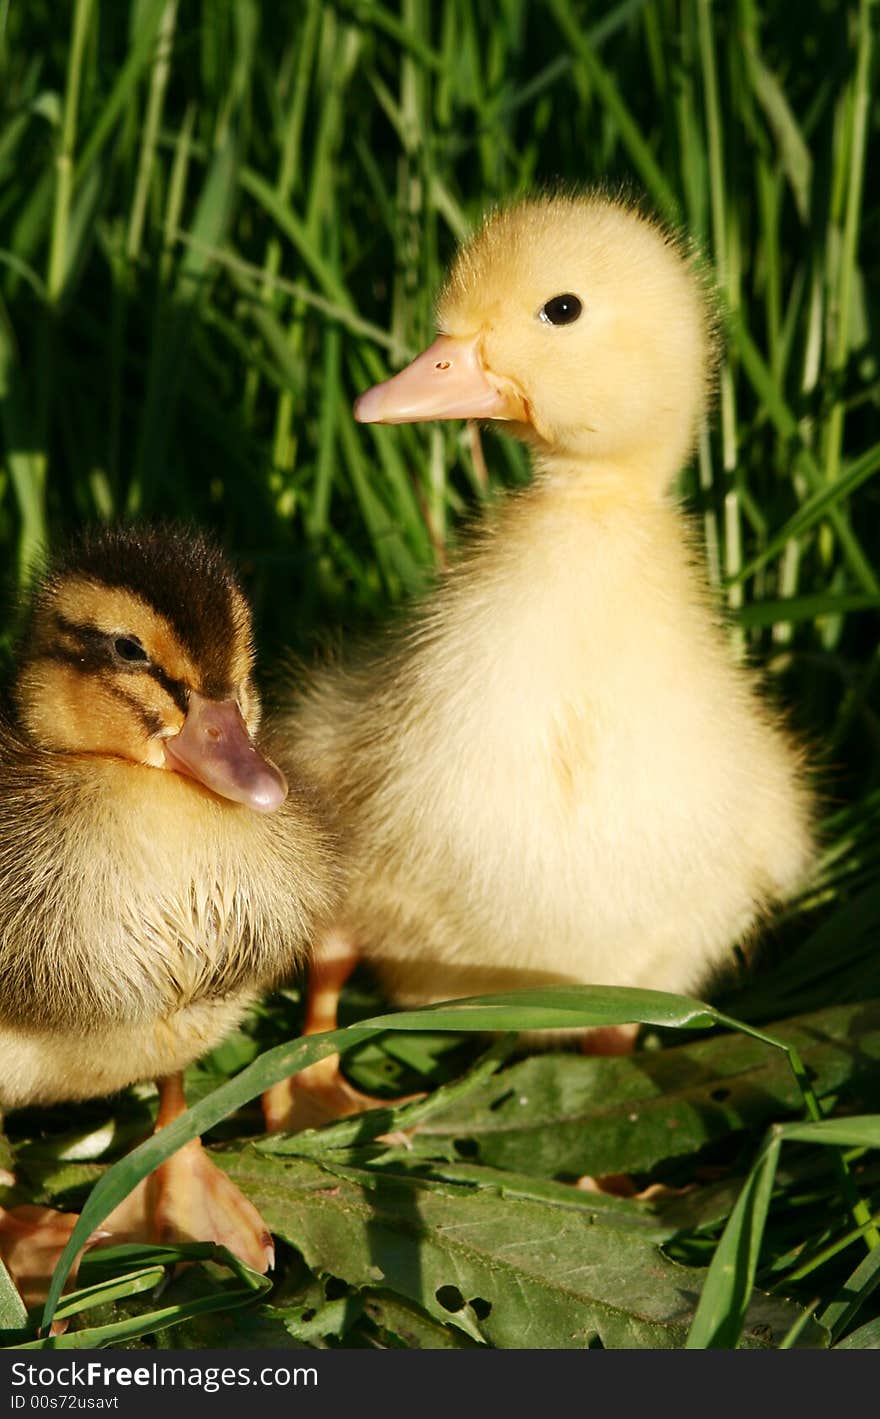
0 525 339 1300
265 194 815 1129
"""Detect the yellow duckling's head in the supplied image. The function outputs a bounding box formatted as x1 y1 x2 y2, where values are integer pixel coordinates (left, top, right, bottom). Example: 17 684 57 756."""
13 525 287 812
355 194 716 490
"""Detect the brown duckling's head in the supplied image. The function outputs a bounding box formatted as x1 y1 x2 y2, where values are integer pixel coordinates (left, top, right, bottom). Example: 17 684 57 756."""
12 525 287 813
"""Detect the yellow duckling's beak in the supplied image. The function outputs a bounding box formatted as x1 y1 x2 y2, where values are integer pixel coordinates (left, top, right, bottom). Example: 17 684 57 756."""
164 691 288 813
353 335 528 426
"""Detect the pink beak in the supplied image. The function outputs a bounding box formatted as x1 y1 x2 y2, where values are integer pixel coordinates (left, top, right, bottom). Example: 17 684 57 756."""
164 691 288 814
353 334 527 426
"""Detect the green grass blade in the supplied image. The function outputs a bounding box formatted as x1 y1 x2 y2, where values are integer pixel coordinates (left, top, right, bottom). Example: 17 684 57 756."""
548 0 679 224
46 0 94 305
688 1112 880 1348
366 985 721 1034
686 1131 783 1347
819 1233 880 1342
0 305 46 579
20 1243 269 1350
128 131 239 512
835 1318 880 1349
737 593 880 627
73 0 168 187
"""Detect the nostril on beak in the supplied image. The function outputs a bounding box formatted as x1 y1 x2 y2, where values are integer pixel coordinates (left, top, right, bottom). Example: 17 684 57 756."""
435 360 451 370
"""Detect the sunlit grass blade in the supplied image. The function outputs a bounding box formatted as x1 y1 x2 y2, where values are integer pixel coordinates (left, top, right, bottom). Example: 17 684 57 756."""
72 0 168 188
52 1262 167 1322
686 1132 783 1349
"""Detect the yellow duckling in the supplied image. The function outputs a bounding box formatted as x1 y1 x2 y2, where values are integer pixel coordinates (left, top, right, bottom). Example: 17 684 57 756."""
266 194 815 1129
0 525 339 1301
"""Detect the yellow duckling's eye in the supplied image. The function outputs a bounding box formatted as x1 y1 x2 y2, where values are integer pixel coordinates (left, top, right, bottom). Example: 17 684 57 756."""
538 293 583 326
112 635 150 666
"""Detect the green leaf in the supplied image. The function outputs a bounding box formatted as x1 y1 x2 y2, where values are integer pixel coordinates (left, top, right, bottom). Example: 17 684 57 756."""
218 1147 812 1350
0 1255 27 1333
361 1290 481 1349
725 887 880 1020
745 442 880 578
261 1036 518 1156
53 1264 167 1323
0 308 46 578
0 1130 14 1178
129 132 240 512
147 1266 321 1350
777 1117 880 1149
407 1000 880 1179
72 0 169 187
545 0 680 225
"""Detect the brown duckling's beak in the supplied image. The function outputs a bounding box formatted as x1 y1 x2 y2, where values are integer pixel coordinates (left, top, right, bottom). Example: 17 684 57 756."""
163 691 288 813
353 334 527 425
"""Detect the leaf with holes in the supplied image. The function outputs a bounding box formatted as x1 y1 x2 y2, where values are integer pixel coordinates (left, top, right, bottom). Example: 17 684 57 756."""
361 1291 482 1348
216 1147 823 1350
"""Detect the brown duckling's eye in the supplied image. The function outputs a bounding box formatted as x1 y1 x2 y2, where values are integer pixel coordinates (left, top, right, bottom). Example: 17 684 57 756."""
539 294 583 326
112 635 149 665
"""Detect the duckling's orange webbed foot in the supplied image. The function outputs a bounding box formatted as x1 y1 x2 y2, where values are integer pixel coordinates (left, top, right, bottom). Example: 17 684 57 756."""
0 1204 96 1310
574 1025 649 1196
105 1073 274 1274
105 1138 273 1273
263 1050 420 1136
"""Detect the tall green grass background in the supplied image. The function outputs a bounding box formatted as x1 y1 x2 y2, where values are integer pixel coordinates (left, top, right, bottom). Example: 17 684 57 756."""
1 0 880 1350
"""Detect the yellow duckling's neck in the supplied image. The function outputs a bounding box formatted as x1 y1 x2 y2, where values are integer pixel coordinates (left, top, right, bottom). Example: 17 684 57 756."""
530 439 696 504
482 445 704 598
414 449 721 757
